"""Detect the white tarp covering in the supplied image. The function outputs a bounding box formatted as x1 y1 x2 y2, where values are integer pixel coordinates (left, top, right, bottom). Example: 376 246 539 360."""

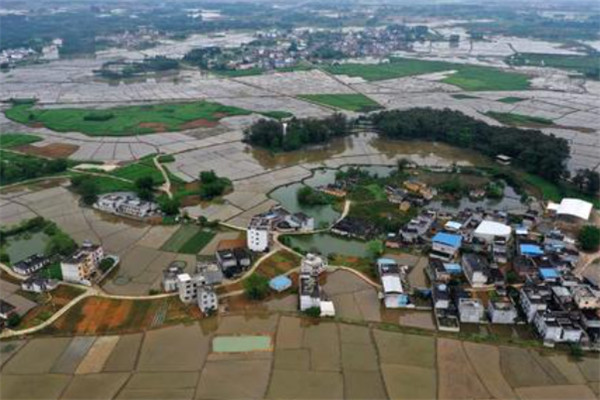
320 300 336 317
556 198 593 221
382 275 403 294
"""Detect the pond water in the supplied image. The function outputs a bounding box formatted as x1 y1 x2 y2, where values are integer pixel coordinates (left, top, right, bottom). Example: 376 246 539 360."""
430 184 527 213
4 231 50 262
285 233 369 258
269 183 340 227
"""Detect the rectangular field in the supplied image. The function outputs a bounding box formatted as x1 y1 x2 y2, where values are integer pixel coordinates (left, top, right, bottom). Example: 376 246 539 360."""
297 93 382 112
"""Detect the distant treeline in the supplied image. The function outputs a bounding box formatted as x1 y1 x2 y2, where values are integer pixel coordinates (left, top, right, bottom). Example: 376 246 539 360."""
243 114 349 151
95 56 179 79
369 108 570 182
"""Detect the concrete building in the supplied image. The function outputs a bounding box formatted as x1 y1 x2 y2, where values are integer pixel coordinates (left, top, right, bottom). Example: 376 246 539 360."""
60 241 104 286
12 254 51 276
519 285 551 322
473 220 511 243
300 253 327 275
177 273 204 304
572 285 600 310
377 258 407 308
459 298 485 323
20 276 59 293
299 274 321 311
488 301 518 324
247 216 271 252
94 192 159 218
162 265 185 292
462 253 490 288
197 285 218 315
430 232 462 262
534 310 584 346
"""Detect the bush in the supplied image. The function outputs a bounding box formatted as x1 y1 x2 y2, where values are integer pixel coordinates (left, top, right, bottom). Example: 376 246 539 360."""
7 314 21 328
569 343 584 360
243 273 270 300
297 186 332 206
0 252 10 264
303 306 321 318
578 225 600 252
99 257 115 272
83 111 114 121
159 197 180 216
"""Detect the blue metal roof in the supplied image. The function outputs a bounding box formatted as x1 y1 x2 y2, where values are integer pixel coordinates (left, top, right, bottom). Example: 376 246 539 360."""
432 232 462 248
443 263 462 273
520 244 544 256
539 268 560 279
377 258 397 266
269 275 292 292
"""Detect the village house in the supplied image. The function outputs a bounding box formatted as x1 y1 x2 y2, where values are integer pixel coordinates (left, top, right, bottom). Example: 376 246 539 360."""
331 217 377 240
177 273 203 304
462 253 490 288
94 192 159 218
20 275 59 293
458 298 485 323
473 220 512 244
377 258 407 308
247 216 271 252
0 300 16 321
488 301 518 324
398 210 436 244
572 285 600 310
216 239 251 279
519 284 551 322
430 232 462 262
60 241 104 286
533 310 584 346
197 285 218 315
12 254 52 276
162 265 185 292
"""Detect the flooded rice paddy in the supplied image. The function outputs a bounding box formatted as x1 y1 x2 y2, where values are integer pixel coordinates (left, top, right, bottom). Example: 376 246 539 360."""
285 233 370 258
3 231 50 262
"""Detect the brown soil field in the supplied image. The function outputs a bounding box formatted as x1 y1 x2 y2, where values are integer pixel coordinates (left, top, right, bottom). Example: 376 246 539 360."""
179 194 202 207
256 250 301 278
500 346 556 388
515 384 597 400
18 285 85 329
437 338 490 400
15 143 79 158
181 119 218 129
463 341 516 399
138 122 168 132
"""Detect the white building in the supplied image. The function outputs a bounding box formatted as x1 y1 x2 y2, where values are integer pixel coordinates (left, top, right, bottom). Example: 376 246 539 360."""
461 254 489 288
377 258 406 308
519 285 550 322
247 216 271 252
163 265 185 292
60 241 104 286
197 285 218 315
299 274 321 311
94 192 159 218
473 220 512 243
177 273 204 304
533 311 583 346
300 253 327 275
547 198 593 221
572 285 600 310
488 301 518 324
458 298 484 323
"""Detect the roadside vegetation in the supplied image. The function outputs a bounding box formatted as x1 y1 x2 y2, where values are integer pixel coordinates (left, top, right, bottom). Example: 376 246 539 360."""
324 57 531 91
297 93 382 112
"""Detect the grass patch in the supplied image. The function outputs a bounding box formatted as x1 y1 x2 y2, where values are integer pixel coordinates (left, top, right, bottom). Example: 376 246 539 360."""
5 101 253 136
157 154 175 163
178 229 215 254
298 93 382 112
255 250 302 278
485 111 554 127
69 173 135 194
521 173 600 208
0 133 43 148
497 96 526 104
325 58 531 91
160 225 200 252
451 94 479 100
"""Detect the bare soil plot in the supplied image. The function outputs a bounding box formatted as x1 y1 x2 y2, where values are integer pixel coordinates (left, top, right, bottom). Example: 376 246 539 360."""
546 355 587 385
273 349 311 370
344 370 388 400
515 384 597 400
341 342 379 371
380 364 436 400
339 324 371 344
255 250 301 279
102 333 143 372
437 338 490 400
50 336 97 374
303 322 340 371
529 350 570 384
116 388 194 400
577 355 600 382
266 369 343 399
275 316 304 349
2 337 72 374
61 372 130 400
137 324 209 371
14 143 79 158
0 374 72 400
127 372 199 390
463 341 516 399
398 311 436 331
75 335 120 374
0 340 25 368
216 314 279 335
373 330 435 369
196 359 271 399
499 346 556 388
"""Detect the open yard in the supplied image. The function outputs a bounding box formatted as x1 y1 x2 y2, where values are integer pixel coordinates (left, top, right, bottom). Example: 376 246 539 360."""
5 101 252 136
297 93 382 112
325 57 531 91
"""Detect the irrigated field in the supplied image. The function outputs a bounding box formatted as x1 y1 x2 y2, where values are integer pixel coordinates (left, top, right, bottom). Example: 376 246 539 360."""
325 57 531 91
160 224 216 254
5 101 252 136
297 93 382 112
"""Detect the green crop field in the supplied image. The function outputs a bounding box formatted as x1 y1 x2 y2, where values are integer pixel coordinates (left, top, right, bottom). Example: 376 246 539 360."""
497 97 526 104
160 225 215 254
485 111 554 127
178 229 216 254
451 94 479 100
506 53 600 80
324 58 531 91
0 133 43 148
4 101 253 136
110 156 166 185
298 93 382 112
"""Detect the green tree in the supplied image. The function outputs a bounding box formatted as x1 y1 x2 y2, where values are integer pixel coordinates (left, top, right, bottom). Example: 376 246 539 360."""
159 197 181 216
243 273 270 300
7 314 21 328
135 176 155 201
45 232 76 256
578 225 600 252
303 306 321 318
77 180 99 205
367 239 384 259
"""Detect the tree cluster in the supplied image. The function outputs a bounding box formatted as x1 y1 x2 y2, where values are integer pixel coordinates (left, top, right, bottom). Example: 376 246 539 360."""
578 225 600 252
572 169 600 196
0 155 68 186
243 114 349 152
296 186 333 206
70 175 99 205
199 170 230 200
369 108 570 182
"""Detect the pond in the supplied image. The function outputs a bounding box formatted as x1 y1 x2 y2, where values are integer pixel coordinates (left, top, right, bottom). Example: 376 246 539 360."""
269 182 340 227
430 184 527 213
285 233 369 258
4 231 50 262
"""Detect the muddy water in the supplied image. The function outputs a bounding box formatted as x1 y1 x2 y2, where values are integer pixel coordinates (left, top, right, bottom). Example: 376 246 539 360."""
248 132 491 171
4 231 50 262
269 183 340 226
430 185 527 212
285 233 369 258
